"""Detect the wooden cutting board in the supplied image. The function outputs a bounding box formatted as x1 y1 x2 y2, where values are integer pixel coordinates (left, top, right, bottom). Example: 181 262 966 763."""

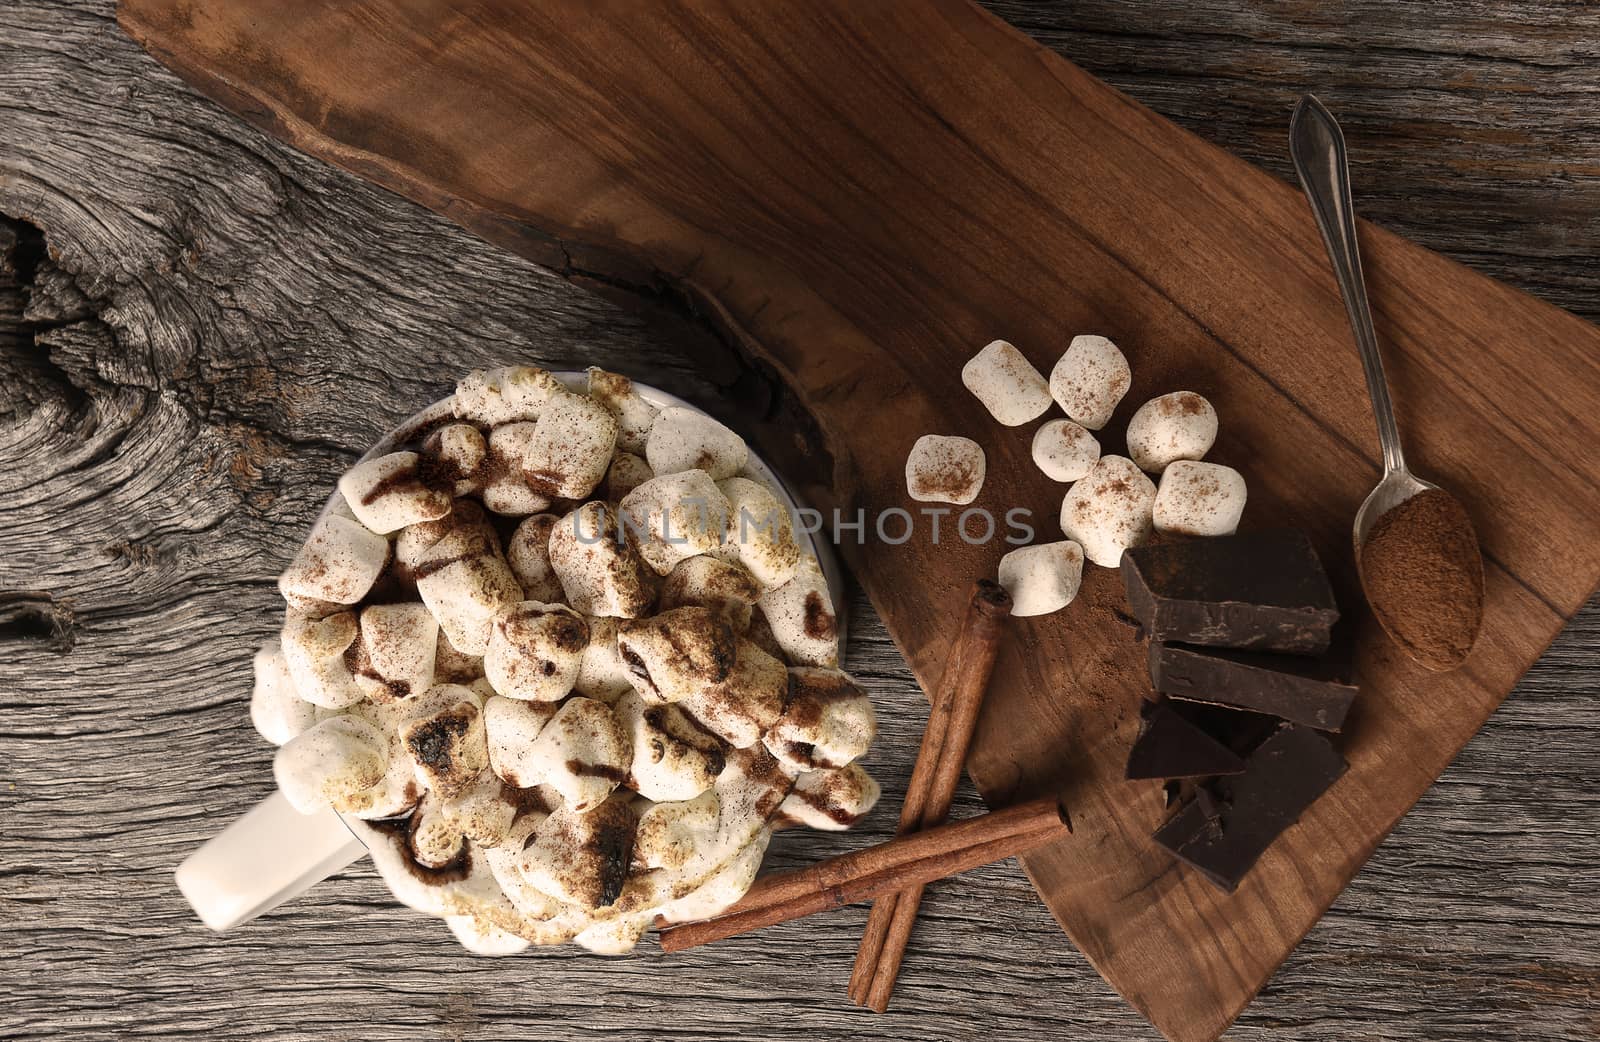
117 2 1600 1039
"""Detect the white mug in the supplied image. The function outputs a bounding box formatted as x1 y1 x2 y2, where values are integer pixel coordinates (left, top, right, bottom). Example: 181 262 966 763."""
175 373 847 932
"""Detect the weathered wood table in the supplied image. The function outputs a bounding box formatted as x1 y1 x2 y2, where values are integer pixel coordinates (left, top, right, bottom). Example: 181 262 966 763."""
3 2 1596 1039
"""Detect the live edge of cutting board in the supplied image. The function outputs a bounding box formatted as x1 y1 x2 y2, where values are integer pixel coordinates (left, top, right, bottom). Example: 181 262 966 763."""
117 2 1600 1039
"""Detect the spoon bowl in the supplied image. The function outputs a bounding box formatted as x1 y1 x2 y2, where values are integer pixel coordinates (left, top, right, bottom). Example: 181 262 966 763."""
1352 468 1439 559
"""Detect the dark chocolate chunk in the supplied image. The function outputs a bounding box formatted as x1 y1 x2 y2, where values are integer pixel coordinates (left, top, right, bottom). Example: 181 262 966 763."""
1120 530 1339 655
1150 641 1358 731
1153 724 1346 892
1125 699 1246 780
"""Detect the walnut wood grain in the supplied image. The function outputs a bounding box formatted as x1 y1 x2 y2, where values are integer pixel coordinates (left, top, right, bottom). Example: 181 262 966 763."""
4 2 1599 1041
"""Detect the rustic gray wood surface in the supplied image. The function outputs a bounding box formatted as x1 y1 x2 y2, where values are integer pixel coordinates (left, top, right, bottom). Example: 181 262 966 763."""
2 1 1596 1040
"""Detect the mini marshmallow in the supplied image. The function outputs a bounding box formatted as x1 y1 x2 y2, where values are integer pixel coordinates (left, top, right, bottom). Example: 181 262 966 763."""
763 668 876 772
615 691 726 802
336 451 451 535
420 424 488 496
1031 418 1101 483
504 513 564 603
407 790 468 869
414 517 524 656
1125 391 1218 474
482 423 554 517
432 628 484 683
435 769 518 849
775 763 880 831
351 602 438 702
615 607 738 704
905 435 984 505
718 476 800 587
633 789 721 874
250 641 318 746
280 611 363 709
274 715 389 814
484 695 561 787
573 615 634 701
399 688 489 797
547 501 658 618
744 608 790 665
660 554 761 631
278 509 389 606
618 470 733 575
961 339 1052 426
393 500 483 584
756 554 839 667
454 365 564 426
516 389 618 500
524 696 631 811
447 915 532 957
587 367 658 455
997 540 1085 618
645 406 748 480
1153 460 1247 537
519 795 637 909
1049 334 1131 430
655 833 767 924
1058 455 1156 567
675 638 787 749
483 602 589 702
603 452 654 502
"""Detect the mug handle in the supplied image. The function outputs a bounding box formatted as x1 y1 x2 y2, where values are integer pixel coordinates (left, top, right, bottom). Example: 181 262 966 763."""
175 791 368 931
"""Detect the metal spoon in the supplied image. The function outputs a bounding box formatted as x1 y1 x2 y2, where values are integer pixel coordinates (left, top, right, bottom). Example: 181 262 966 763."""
1289 95 1442 550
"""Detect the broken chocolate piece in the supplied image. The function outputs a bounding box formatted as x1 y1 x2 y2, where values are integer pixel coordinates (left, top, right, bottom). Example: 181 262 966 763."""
1153 724 1346 892
1120 530 1339 655
1125 699 1246 780
1150 642 1357 732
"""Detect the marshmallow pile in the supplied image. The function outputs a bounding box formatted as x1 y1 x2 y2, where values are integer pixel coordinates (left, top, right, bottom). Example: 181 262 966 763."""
950 335 1247 616
254 366 879 955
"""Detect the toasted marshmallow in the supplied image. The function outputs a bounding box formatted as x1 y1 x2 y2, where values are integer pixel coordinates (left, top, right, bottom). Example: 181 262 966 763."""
616 691 725 802
655 833 767 924
505 513 564 603
250 642 318 746
905 435 984 505
744 608 789 665
572 915 652 956
644 406 748 481
1125 391 1218 474
454 365 564 426
573 616 634 701
660 554 760 631
337 452 451 535
278 509 388 606
280 611 363 709
519 795 637 909
406 789 468 869
997 540 1085 617
482 423 554 516
436 769 519 849
775 763 880 831
603 452 654 501
399 688 489 797
1153 460 1246 536
618 470 732 575
717 476 800 587
351 602 438 702
1049 334 1131 430
414 517 524 656
274 715 389 814
1059 455 1156 568
962 339 1052 426
432 628 484 683
483 695 561 787
548 502 658 618
447 915 532 957
616 607 738 704
763 668 876 771
1031 418 1101 483
420 424 488 496
587 367 658 455
393 500 483 583
676 638 787 749
524 697 632 811
515 389 618 500
756 554 838 667
634 789 721 874
483 601 588 702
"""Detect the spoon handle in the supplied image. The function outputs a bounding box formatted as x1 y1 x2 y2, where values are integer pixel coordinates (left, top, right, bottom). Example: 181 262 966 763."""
1289 94 1407 476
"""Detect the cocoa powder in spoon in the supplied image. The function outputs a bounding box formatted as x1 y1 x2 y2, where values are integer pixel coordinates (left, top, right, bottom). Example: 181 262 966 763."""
1359 489 1484 671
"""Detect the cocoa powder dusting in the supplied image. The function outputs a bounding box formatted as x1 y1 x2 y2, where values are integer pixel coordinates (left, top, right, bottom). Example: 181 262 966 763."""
1359 489 1483 671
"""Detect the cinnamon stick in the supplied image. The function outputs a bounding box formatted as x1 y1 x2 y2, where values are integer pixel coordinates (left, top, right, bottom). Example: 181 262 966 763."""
656 794 1067 954
850 579 1012 1007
